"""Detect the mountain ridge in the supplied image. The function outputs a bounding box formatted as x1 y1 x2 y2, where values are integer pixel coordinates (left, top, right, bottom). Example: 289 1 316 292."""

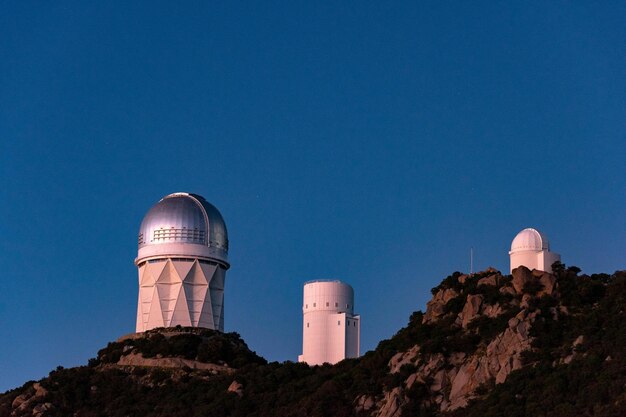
2 263 625 417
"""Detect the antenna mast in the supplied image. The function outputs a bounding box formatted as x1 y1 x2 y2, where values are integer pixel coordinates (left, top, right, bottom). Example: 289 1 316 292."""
470 247 474 275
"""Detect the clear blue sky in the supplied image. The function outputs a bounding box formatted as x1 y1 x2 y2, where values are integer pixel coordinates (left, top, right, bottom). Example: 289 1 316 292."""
1 2 624 392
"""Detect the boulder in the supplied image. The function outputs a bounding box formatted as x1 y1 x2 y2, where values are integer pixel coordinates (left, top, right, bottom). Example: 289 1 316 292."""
461 295 483 328
33 382 48 399
430 369 447 392
355 395 375 412
11 393 29 409
538 273 557 296
512 266 533 293
531 269 545 278
405 373 419 389
227 380 244 397
483 303 504 318
388 345 420 373
377 386 406 417
499 285 516 296
572 335 585 348
32 402 53 417
478 274 498 287
424 288 459 323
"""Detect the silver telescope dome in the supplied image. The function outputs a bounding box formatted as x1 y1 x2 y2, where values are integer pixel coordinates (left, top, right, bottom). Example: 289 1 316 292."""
138 192 228 253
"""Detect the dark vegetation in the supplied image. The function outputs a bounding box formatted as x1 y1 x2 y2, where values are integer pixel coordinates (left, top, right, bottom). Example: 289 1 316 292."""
95 327 266 368
451 265 626 417
1 265 625 417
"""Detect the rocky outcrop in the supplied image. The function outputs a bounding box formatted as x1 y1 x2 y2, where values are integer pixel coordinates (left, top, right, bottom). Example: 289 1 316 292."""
373 268 561 416
9 382 53 416
386 309 534 414
116 352 233 373
424 288 460 323
536 270 557 296
377 387 406 417
478 274 498 287
389 345 420 373
228 380 244 397
355 394 376 413
377 321 534 414
460 294 483 328
512 266 534 293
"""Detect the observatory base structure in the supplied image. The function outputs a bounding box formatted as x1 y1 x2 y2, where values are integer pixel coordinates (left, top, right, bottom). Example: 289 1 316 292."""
136 257 225 332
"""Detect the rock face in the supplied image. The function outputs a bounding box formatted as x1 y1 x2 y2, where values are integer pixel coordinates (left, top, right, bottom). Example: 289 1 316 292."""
537 271 557 296
377 387 406 417
461 294 483 328
478 274 498 287
512 266 534 293
374 268 557 417
8 382 53 417
355 395 376 413
424 288 460 323
116 352 233 373
382 312 533 414
227 380 244 397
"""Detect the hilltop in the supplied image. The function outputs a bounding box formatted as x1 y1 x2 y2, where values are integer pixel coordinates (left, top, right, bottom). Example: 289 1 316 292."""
2 263 625 417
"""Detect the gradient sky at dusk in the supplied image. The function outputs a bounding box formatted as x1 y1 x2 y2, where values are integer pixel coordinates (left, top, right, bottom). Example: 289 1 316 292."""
1 2 625 391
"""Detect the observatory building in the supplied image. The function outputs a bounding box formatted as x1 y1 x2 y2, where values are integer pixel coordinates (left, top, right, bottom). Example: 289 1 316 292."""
509 228 560 273
298 280 360 365
135 192 229 332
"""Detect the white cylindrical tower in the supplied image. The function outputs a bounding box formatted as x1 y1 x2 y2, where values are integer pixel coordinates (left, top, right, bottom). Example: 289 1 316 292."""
135 192 230 332
509 227 560 273
298 280 360 366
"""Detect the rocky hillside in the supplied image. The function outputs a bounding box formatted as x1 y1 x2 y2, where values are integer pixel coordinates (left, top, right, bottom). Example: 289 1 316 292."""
2 263 625 417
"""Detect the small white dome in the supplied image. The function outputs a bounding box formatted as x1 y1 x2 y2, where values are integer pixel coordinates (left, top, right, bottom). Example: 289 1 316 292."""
510 228 549 253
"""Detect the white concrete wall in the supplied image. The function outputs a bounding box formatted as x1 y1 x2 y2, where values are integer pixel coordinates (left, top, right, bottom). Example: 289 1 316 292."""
539 251 561 273
299 281 360 365
510 250 561 273
136 257 226 332
510 251 541 273
345 314 360 359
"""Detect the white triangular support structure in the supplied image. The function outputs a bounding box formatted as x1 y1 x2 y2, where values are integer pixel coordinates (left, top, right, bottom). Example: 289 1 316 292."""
136 257 227 332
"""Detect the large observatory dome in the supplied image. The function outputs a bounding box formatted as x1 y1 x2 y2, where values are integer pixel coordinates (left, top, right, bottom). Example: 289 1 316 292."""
136 192 228 265
510 228 549 254
135 192 231 332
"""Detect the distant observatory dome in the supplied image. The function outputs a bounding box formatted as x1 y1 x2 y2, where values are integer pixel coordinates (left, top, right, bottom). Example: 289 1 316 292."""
510 228 549 254
509 227 560 273
136 192 228 266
